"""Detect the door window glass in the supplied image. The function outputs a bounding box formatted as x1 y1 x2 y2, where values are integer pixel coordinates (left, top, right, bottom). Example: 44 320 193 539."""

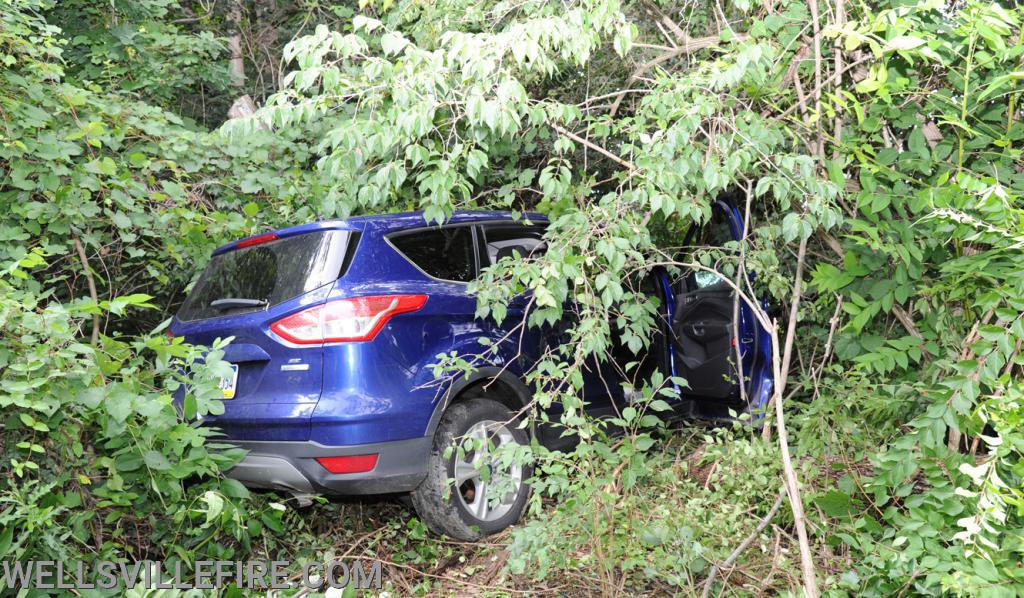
480 224 547 265
687 205 736 290
693 270 726 289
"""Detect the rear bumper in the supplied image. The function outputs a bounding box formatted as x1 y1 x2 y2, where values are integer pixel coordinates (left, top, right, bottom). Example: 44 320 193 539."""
225 437 432 495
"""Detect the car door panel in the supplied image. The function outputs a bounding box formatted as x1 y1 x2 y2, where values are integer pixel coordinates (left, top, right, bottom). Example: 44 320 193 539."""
670 199 744 401
672 281 735 399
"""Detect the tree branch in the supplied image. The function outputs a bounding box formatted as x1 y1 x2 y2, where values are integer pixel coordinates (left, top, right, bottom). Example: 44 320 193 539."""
762 233 819 597
609 35 746 116
551 123 636 171
891 304 924 340
641 0 687 44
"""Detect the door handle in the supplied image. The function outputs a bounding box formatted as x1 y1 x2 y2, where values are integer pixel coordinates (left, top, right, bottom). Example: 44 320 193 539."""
687 323 706 337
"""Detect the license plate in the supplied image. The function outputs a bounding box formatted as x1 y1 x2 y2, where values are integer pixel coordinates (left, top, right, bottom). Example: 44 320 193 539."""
219 364 239 399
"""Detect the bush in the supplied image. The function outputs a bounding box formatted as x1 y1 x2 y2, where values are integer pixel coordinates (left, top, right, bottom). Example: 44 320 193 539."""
0 267 284 568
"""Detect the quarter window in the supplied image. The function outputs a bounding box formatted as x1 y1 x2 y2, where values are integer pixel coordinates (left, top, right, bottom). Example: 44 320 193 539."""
390 226 477 282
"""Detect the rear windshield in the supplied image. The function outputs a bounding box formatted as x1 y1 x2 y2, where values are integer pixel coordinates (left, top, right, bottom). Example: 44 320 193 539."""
177 230 351 321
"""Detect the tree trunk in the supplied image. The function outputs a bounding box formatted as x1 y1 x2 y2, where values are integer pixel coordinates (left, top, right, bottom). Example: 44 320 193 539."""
228 0 245 90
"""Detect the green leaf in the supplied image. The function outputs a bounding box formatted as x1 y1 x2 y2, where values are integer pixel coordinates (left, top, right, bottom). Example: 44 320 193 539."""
815 490 853 517
884 36 925 52
105 389 133 423
144 450 171 471
261 512 285 533
381 32 408 56
908 128 929 160
978 71 1024 101
0 526 13 558
183 394 197 421
781 213 802 242
649 399 672 412
111 212 132 228
203 491 225 524
352 15 382 33
84 157 117 176
221 478 250 499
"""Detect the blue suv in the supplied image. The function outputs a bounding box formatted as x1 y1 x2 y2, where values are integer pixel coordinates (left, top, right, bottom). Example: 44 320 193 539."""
171 200 773 540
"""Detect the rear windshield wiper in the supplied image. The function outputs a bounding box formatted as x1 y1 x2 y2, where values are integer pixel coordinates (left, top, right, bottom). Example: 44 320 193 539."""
210 298 269 311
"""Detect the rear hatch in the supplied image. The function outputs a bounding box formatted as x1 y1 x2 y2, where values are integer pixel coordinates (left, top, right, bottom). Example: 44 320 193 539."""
172 227 354 441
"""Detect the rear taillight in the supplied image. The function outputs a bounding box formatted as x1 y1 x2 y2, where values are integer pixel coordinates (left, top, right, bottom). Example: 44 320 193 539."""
270 294 428 344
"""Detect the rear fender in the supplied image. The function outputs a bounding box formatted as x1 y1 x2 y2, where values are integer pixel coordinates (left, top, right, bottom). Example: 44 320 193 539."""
424 366 533 438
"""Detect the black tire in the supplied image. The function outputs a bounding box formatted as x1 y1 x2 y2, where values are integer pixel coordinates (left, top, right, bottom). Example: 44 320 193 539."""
411 398 531 541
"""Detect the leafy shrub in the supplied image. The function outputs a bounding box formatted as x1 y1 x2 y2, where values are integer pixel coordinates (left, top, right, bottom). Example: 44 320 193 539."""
3 0 1024 595
0 259 287 569
508 422 786 594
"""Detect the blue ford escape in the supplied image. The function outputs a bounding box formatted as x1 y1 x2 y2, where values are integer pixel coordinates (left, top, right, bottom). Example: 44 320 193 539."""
171 199 773 540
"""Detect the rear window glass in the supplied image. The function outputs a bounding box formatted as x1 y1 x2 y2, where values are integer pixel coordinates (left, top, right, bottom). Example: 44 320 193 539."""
177 231 351 321
389 226 476 282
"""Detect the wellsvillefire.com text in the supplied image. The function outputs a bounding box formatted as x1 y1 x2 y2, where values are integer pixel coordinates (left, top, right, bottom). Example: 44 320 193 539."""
1 559 382 590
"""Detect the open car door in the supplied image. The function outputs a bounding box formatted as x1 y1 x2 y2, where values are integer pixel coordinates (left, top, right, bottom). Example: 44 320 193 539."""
672 200 744 400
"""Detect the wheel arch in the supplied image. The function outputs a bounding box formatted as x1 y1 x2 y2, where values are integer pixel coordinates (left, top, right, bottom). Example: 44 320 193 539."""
424 366 532 438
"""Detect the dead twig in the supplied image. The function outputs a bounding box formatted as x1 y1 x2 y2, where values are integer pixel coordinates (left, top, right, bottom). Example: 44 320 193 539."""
807 0 824 159
892 304 925 341
73 236 100 345
701 487 786 598
811 294 843 401
832 0 846 160
947 308 996 451
970 337 1021 454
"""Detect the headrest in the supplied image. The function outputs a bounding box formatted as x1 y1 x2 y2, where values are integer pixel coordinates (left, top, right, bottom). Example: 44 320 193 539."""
496 244 530 262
